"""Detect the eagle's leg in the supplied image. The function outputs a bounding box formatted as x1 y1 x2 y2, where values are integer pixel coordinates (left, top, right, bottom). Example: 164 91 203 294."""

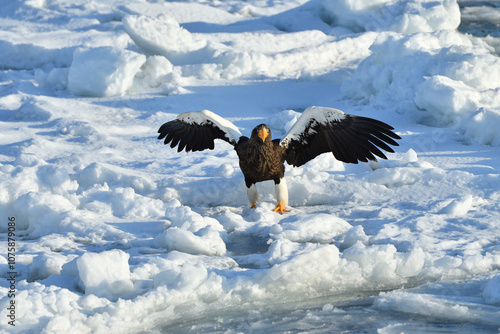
273 178 290 214
246 182 258 209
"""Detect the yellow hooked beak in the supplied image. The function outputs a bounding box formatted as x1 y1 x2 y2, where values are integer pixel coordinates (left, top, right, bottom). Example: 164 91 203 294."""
258 128 269 142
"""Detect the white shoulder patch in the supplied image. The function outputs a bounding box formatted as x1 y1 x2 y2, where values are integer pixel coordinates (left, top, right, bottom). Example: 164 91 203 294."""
280 106 346 147
304 106 346 122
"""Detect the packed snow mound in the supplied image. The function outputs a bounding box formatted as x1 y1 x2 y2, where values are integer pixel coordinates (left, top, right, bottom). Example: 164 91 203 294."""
375 289 498 325
342 30 500 144
154 263 210 292
322 0 460 33
123 15 209 64
28 253 68 282
12 192 76 237
68 47 146 97
131 55 179 94
462 107 500 145
261 239 428 296
154 201 227 256
77 250 134 299
122 13 377 80
343 242 425 283
271 214 352 243
155 226 227 256
0 40 74 70
483 274 500 305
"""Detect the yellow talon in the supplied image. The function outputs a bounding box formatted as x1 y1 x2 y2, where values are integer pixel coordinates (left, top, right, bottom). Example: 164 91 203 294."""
250 202 257 209
273 202 290 214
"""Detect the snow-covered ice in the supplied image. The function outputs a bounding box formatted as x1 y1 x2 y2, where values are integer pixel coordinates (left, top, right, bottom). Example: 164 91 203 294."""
1 0 500 333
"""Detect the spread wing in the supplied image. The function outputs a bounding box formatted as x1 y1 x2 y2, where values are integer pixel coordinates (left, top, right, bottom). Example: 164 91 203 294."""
157 110 242 152
280 106 401 167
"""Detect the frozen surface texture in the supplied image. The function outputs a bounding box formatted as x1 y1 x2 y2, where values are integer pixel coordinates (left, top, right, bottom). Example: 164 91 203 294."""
1 0 500 333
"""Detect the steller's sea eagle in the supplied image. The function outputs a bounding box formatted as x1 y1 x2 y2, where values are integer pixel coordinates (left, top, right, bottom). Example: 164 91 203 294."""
157 106 401 214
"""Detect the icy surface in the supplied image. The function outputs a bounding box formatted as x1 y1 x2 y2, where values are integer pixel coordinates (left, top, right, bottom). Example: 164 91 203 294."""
1 0 500 333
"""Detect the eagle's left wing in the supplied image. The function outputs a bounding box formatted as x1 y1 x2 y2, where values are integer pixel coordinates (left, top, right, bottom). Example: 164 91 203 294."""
280 106 401 167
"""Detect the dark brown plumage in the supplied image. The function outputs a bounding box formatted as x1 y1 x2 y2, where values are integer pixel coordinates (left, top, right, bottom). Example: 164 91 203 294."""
157 107 401 213
235 124 286 188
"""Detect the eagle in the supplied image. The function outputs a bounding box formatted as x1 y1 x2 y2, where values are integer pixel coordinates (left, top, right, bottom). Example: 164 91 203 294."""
157 106 400 214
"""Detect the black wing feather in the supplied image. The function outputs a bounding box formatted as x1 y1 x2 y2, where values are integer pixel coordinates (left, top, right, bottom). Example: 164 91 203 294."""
158 118 237 153
176 128 189 152
338 128 372 163
163 132 174 146
325 128 346 162
367 134 394 154
183 126 195 152
341 127 375 162
371 131 399 147
330 129 357 163
170 130 182 149
284 114 401 167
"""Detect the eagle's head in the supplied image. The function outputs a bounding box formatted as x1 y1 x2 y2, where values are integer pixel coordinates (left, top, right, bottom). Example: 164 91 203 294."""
251 124 271 143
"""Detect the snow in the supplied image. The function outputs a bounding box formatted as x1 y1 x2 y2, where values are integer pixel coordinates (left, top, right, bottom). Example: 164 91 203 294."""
77 249 135 299
323 0 461 33
123 15 208 64
483 274 500 305
1 0 500 333
68 47 146 97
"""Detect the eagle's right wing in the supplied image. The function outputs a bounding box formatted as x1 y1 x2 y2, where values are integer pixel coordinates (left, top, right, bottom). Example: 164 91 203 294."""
158 110 242 152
